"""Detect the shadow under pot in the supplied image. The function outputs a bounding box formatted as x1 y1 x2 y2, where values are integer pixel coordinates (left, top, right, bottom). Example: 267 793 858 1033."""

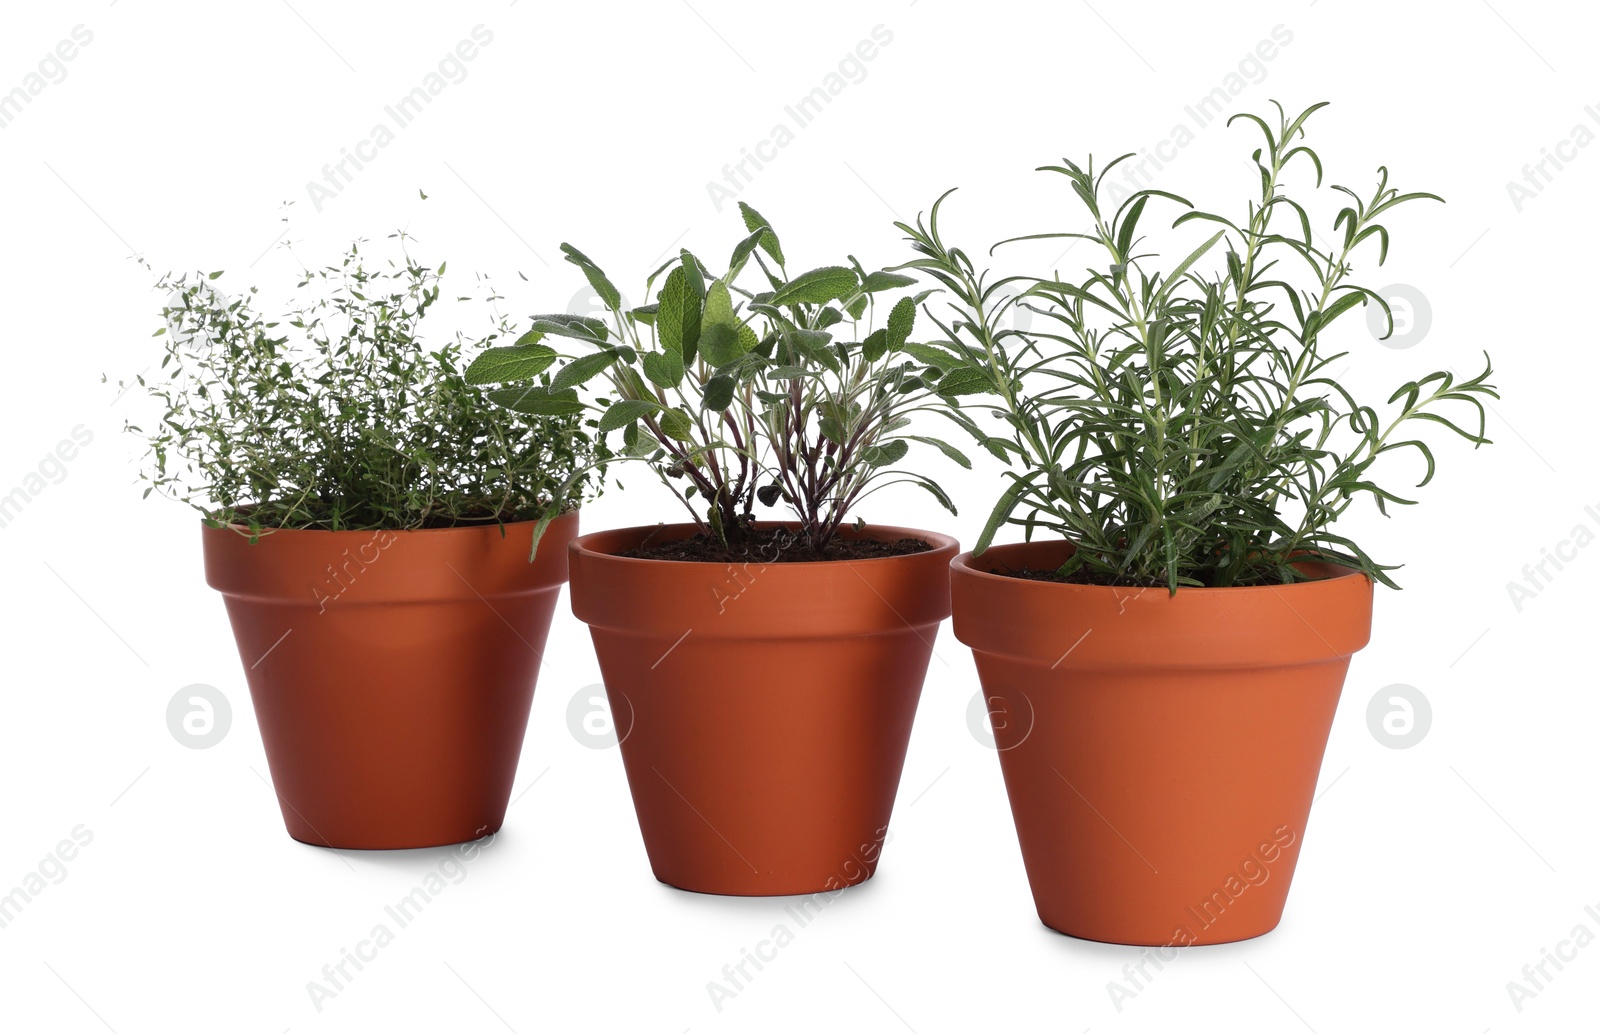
950 539 1372 945
568 521 958 896
203 511 579 849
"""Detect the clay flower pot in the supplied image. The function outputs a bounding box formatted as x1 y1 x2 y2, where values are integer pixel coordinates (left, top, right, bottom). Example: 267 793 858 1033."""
203 512 579 849
568 521 957 895
951 539 1372 945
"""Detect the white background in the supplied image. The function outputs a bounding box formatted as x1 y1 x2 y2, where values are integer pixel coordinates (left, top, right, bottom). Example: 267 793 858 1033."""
1 1 1594 1031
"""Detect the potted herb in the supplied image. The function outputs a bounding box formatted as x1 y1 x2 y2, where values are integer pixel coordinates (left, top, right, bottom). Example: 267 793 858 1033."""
898 103 1496 943
469 205 963 894
126 236 604 849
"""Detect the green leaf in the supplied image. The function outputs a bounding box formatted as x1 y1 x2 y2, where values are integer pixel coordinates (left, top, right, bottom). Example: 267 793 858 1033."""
906 435 971 469
549 350 619 391
528 314 609 343
657 267 687 353
738 202 785 265
861 270 918 292
862 438 909 468
598 398 661 432
861 328 889 363
486 386 585 416
703 375 736 411
728 228 770 279
900 342 967 370
642 350 685 389
559 244 622 311
975 475 1037 554
1156 229 1227 301
465 344 558 385
771 266 859 307
886 296 916 351
659 408 694 441
698 279 747 367
937 367 993 396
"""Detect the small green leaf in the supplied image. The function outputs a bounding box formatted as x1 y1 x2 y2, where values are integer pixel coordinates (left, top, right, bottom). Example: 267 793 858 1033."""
771 265 859 306
598 399 661 432
642 350 685 389
698 279 747 367
861 329 889 363
738 202 785 265
559 243 622 311
907 435 972 469
937 367 993 396
862 438 909 467
658 267 687 353
549 350 619 391
486 386 585 416
886 296 916 350
703 375 736 411
861 270 918 292
528 314 609 343
900 342 966 369
659 408 694 441
465 344 558 385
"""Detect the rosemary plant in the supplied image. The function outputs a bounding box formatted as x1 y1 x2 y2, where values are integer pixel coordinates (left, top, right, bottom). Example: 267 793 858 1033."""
469 203 964 554
126 235 603 534
898 102 1496 590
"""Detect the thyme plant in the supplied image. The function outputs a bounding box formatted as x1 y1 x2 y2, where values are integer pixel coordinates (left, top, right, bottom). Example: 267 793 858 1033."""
126 235 603 534
898 102 1496 590
468 204 964 553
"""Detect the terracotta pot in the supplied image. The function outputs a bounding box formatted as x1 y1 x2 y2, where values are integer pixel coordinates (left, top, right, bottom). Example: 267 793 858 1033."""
951 540 1372 945
203 512 578 849
568 521 957 895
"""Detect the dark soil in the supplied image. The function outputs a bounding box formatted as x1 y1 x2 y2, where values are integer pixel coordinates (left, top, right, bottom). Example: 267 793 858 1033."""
992 565 1295 587
620 527 932 564
995 566 1148 586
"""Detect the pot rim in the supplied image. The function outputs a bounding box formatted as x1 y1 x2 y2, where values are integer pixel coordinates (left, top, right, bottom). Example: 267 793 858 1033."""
570 520 960 567
951 540 1371 595
201 507 580 539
